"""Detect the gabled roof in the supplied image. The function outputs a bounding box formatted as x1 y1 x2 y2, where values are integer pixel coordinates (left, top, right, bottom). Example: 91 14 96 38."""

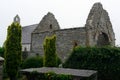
33 12 60 33
22 24 38 44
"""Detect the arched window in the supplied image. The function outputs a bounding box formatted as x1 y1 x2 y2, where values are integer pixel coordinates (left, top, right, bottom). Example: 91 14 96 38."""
14 15 20 23
97 32 110 46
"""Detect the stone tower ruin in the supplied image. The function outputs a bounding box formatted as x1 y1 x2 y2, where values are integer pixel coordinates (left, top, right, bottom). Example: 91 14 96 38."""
85 3 115 47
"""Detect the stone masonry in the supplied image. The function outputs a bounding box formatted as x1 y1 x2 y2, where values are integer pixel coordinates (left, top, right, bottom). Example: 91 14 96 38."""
20 2 115 61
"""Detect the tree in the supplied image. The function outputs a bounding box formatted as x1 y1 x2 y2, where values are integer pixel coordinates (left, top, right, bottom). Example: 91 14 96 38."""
43 35 57 67
4 22 22 80
0 47 4 57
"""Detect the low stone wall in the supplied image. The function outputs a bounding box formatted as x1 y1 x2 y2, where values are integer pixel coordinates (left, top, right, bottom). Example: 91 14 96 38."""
20 67 97 80
0 57 4 80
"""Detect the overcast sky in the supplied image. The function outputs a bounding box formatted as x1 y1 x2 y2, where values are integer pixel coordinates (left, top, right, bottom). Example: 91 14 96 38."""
0 0 120 46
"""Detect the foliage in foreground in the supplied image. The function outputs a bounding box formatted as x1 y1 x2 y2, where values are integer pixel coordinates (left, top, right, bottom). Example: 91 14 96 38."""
0 47 4 57
4 22 22 80
26 71 72 80
21 56 43 69
63 46 120 80
21 55 62 69
43 35 58 67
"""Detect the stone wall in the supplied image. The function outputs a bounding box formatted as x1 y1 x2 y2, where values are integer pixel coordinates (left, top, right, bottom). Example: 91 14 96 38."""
85 2 115 46
56 27 86 60
33 12 60 33
22 44 31 51
31 27 86 60
30 2 115 61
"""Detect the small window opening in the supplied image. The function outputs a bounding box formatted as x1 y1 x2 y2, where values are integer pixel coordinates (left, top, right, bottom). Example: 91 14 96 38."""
24 47 27 51
73 41 78 48
50 24 52 29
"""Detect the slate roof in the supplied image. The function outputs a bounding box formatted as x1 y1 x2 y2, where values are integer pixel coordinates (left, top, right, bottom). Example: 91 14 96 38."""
22 24 38 44
21 67 97 77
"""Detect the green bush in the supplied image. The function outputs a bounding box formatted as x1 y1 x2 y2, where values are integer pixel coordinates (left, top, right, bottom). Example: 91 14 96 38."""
44 71 72 80
0 47 4 57
27 71 72 80
21 56 62 69
57 56 62 66
55 74 72 80
21 56 43 69
43 35 58 67
63 46 120 80
4 22 22 80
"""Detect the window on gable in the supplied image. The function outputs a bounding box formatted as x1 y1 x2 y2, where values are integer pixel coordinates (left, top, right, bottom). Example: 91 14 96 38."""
50 24 52 29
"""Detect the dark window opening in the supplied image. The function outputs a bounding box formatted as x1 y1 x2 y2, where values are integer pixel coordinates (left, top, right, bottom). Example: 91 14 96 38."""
73 40 78 48
24 47 27 51
50 24 52 29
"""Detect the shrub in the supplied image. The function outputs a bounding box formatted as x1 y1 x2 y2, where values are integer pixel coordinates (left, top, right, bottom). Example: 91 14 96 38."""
4 22 22 80
63 46 120 80
21 56 43 69
0 47 4 57
56 56 62 66
55 74 72 80
44 71 72 80
22 51 28 60
43 35 57 67
26 71 72 80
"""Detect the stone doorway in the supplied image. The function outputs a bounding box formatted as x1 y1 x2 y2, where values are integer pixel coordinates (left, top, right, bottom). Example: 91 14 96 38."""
97 32 110 46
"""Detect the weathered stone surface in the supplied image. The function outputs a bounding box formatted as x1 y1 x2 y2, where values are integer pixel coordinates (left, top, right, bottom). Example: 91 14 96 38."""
21 2 115 61
33 12 60 33
31 27 86 60
21 67 97 80
13 15 20 24
85 2 115 46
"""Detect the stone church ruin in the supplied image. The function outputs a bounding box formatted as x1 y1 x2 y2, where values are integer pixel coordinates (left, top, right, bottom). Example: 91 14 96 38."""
14 2 115 60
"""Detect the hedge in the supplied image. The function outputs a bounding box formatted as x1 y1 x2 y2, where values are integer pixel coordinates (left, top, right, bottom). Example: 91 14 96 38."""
21 56 62 69
21 56 43 69
27 71 72 80
44 71 72 80
63 46 120 80
0 47 4 57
